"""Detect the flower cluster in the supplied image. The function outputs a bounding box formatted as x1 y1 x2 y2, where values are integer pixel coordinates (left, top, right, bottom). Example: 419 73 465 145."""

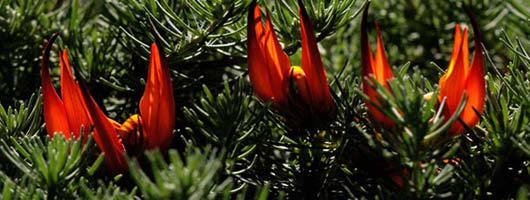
40 1 486 174
360 6 485 136
41 34 175 173
247 0 336 127
247 2 485 136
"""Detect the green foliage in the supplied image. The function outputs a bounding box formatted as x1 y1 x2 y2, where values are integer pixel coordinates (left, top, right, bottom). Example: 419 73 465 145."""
0 92 43 139
0 0 57 103
78 178 137 200
353 69 468 198
183 79 271 195
461 29 530 198
105 0 248 62
183 79 255 147
0 133 110 199
128 148 232 200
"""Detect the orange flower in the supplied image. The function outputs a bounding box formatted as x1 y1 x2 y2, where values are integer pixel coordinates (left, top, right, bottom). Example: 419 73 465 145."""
115 43 175 150
41 33 127 173
438 19 485 136
361 6 394 128
247 0 335 123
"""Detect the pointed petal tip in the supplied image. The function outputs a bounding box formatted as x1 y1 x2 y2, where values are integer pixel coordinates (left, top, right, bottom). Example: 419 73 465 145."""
249 0 257 8
298 0 309 24
361 3 371 44
297 0 305 10
139 38 176 150
151 34 166 56
463 5 482 44
41 33 74 140
44 33 60 53
374 21 383 41
455 23 462 31
42 33 61 71
249 0 260 19
361 4 372 78
362 1 370 25
151 42 167 62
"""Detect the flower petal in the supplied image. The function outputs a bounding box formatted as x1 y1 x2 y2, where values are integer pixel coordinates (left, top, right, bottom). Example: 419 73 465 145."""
443 24 463 82
440 18 485 136
298 0 335 114
59 50 92 140
439 26 468 118
460 18 485 135
361 5 394 127
139 43 175 149
247 2 290 107
78 78 127 174
361 5 375 80
374 23 393 85
41 33 71 139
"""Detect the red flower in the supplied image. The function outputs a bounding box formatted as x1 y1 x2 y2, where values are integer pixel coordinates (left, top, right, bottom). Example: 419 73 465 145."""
438 20 485 136
361 6 394 128
41 33 127 173
247 0 335 124
116 43 175 150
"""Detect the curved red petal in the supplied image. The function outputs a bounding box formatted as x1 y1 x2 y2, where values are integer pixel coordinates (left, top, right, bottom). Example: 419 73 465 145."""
361 5 374 80
440 22 485 136
374 23 393 85
439 26 468 120
461 29 470 76
442 25 463 84
247 2 290 109
459 57 484 134
139 43 175 149
459 21 485 135
78 79 127 174
360 5 394 127
41 34 71 139
59 50 92 140
298 0 335 115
